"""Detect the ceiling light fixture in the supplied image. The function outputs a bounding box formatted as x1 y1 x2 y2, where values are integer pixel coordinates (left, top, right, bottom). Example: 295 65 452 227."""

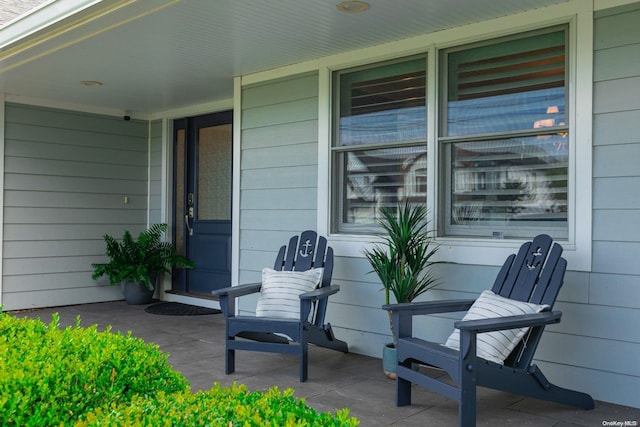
337 1 369 13
81 80 103 87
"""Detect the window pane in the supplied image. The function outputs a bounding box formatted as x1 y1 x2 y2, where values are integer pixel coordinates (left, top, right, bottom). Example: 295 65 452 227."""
447 135 568 238
333 56 427 232
441 27 570 239
338 146 427 226
445 29 566 136
339 105 426 147
338 58 426 147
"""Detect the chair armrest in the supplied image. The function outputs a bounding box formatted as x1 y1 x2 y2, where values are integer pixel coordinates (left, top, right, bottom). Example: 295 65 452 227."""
385 299 476 340
455 311 562 333
300 285 340 301
382 299 476 316
211 282 262 298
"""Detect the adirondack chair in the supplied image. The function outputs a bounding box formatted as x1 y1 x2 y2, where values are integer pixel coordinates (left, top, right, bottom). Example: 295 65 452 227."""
383 234 594 426
211 230 348 382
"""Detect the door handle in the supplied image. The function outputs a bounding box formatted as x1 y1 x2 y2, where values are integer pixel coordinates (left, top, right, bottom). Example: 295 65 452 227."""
185 209 194 236
186 193 194 236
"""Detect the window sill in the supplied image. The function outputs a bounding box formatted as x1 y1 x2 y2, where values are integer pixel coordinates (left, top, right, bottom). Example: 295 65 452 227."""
327 233 589 272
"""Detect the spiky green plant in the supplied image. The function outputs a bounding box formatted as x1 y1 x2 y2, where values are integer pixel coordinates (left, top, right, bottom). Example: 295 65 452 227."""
91 223 194 290
363 202 440 345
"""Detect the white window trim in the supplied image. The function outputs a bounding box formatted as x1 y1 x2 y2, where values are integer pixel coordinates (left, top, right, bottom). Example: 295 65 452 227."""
317 1 593 271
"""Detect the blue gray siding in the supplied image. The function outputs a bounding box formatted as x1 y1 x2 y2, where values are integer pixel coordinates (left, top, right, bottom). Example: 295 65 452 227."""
587 2 640 408
149 119 163 225
233 5 640 407
238 73 320 314
329 6 640 406
2 104 149 310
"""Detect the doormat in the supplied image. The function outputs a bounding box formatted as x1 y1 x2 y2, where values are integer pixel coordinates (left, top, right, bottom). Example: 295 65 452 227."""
145 302 221 316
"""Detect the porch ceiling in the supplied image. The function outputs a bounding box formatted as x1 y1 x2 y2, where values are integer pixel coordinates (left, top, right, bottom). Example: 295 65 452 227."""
0 0 571 117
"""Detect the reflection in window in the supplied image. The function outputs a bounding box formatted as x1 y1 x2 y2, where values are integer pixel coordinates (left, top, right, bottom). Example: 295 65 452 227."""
444 30 567 136
339 146 427 225
441 26 569 239
333 56 427 232
450 136 568 233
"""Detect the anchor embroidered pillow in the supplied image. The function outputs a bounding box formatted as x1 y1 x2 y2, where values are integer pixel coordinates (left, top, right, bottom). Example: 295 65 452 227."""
256 267 324 320
444 290 549 364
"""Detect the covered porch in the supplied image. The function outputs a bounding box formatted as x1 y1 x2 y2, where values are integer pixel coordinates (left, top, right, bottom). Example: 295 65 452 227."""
15 301 639 426
2 0 640 410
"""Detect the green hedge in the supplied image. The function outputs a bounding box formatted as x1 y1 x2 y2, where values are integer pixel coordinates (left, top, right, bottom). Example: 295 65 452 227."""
0 312 358 426
78 384 358 426
0 312 189 426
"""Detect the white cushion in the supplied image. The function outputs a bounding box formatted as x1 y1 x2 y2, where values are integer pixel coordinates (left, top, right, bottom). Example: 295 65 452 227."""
255 268 324 320
444 290 549 365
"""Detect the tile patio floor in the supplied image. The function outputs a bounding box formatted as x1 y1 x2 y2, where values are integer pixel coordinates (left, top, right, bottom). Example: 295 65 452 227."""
14 300 640 426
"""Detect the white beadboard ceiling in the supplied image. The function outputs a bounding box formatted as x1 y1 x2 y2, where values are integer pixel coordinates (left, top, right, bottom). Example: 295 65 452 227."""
0 0 571 116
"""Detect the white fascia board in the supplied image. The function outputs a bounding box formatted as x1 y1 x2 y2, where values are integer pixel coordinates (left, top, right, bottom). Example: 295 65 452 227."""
0 0 178 67
0 0 106 49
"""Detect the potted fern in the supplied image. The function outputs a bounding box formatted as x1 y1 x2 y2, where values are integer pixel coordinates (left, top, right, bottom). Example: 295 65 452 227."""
363 202 441 378
92 223 195 304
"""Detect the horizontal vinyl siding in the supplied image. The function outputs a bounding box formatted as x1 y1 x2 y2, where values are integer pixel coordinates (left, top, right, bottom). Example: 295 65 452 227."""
228 7 640 409
2 104 149 310
238 73 320 314
149 119 162 225
585 3 640 408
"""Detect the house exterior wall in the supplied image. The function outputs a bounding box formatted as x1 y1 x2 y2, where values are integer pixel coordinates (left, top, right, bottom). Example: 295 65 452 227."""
1 103 149 310
0 0 637 411
585 2 640 407
234 5 640 409
238 73 321 314
149 119 163 225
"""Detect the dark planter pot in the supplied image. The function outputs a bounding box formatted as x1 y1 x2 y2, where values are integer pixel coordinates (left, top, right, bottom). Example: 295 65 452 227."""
382 343 397 379
121 280 154 305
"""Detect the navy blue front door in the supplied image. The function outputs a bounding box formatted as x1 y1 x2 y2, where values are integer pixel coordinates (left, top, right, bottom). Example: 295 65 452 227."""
173 111 232 294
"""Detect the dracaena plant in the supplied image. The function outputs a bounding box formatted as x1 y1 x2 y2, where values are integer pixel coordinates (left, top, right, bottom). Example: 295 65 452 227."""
363 202 441 346
92 223 195 290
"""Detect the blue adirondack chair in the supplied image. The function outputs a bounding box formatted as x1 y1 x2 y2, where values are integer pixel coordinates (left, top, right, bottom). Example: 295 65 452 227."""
383 234 594 426
211 230 348 382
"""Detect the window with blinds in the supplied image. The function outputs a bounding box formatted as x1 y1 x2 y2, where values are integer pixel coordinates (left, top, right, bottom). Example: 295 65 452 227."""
440 27 569 239
332 56 427 232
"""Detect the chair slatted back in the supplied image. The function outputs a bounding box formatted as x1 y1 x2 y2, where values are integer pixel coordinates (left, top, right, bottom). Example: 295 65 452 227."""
273 230 333 327
491 234 567 368
491 234 565 308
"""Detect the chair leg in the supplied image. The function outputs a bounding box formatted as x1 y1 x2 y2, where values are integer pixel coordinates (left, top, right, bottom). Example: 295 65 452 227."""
397 375 412 406
458 330 477 427
223 313 235 375
459 376 476 427
300 341 308 382
225 341 235 374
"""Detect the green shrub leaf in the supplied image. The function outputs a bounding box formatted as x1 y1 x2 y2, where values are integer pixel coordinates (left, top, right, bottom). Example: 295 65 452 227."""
0 313 358 426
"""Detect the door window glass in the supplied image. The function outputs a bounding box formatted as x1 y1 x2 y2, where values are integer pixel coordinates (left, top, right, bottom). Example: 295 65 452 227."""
197 124 232 221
